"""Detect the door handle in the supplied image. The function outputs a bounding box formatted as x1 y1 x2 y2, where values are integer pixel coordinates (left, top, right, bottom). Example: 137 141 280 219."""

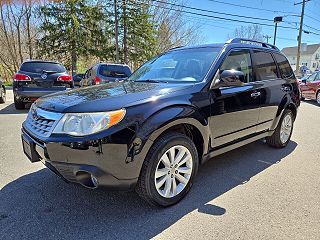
251 92 261 98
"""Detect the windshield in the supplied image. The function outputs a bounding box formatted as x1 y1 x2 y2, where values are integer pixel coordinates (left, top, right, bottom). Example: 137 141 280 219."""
129 47 221 82
20 62 66 73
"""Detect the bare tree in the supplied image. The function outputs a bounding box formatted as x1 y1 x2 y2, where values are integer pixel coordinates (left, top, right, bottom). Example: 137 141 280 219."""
149 0 202 53
228 24 264 41
0 1 39 82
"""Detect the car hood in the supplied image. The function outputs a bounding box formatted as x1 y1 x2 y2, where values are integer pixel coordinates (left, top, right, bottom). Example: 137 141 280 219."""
35 81 194 113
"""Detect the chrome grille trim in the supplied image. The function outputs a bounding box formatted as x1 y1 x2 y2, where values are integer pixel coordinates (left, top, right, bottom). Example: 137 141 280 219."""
24 106 63 138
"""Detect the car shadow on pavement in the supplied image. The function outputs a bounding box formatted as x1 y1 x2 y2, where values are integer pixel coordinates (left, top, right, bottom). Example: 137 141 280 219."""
0 140 297 240
0 103 29 114
302 99 319 107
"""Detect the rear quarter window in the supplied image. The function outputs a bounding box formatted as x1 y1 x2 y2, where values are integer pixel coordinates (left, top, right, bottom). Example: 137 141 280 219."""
273 53 295 79
20 62 66 73
252 51 278 81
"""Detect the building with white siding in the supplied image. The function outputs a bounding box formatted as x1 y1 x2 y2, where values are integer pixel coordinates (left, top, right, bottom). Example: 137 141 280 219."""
282 44 320 72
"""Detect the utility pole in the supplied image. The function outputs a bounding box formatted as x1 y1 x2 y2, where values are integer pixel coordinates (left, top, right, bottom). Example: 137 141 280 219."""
263 35 272 43
114 0 119 63
295 0 310 75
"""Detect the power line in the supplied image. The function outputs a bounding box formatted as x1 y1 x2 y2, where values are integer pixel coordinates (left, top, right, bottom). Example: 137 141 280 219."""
305 14 320 23
277 37 315 44
130 0 320 37
208 0 299 15
134 0 299 30
150 0 275 23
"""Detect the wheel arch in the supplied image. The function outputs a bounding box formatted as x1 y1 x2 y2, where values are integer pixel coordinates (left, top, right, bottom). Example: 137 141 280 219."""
271 94 298 130
136 105 210 163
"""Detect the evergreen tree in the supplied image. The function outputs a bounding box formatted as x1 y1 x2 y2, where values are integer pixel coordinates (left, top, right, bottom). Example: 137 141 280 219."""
117 0 158 69
37 0 111 73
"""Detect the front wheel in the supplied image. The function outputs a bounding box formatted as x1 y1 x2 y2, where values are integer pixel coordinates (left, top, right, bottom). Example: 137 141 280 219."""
136 132 198 207
266 109 294 148
317 91 320 106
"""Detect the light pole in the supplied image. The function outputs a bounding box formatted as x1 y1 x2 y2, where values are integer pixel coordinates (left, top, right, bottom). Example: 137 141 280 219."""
273 16 283 45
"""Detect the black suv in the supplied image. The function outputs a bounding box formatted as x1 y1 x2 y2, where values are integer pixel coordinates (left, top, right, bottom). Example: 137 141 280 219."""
81 63 131 86
13 60 73 109
21 39 300 207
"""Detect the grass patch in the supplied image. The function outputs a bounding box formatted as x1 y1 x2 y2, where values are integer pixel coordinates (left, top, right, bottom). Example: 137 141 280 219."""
3 82 12 87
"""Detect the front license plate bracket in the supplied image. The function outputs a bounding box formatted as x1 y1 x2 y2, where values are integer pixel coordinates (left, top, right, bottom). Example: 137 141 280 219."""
22 134 41 163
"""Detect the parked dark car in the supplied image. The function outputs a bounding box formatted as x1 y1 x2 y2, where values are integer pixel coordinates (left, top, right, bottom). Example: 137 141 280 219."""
72 73 84 87
13 60 73 109
81 63 131 87
299 71 320 105
0 77 6 104
21 39 300 207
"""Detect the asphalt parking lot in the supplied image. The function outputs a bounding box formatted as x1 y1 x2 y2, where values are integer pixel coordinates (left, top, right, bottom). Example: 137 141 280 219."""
0 89 319 240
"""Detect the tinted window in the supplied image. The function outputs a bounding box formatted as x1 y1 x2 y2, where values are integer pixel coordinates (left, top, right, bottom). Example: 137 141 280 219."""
99 65 131 78
220 49 253 83
129 47 221 82
20 62 66 73
252 51 278 81
274 53 295 79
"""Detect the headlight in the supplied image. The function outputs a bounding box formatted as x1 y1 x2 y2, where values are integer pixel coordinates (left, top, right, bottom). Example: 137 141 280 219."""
53 109 126 136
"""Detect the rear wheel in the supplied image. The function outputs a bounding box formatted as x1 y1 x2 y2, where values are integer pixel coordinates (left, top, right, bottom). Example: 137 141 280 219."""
317 91 320 106
266 109 294 148
136 132 198 207
0 87 5 103
14 97 25 110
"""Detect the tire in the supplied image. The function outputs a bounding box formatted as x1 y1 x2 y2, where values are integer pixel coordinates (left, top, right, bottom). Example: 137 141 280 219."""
14 97 25 110
266 109 294 148
0 87 5 103
316 91 320 106
136 132 199 207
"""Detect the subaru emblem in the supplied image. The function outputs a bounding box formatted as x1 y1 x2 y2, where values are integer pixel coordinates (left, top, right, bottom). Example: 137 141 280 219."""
31 108 39 120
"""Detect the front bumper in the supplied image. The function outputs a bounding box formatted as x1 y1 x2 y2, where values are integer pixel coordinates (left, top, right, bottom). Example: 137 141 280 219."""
21 128 139 190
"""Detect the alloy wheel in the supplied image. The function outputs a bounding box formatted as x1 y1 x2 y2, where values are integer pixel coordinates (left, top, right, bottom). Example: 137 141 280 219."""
280 113 293 144
317 92 320 105
154 145 193 198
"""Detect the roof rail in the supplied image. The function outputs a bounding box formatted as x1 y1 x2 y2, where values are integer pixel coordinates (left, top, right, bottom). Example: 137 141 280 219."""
226 38 279 51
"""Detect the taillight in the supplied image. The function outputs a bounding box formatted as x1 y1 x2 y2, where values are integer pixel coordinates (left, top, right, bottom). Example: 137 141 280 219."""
14 73 31 81
57 75 72 81
95 76 101 84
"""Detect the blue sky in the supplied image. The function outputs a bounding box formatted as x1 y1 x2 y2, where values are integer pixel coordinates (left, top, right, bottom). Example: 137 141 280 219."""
185 0 320 50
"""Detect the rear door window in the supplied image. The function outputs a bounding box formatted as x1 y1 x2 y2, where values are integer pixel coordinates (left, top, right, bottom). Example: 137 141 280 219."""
273 53 295 79
252 51 279 81
99 65 131 78
20 62 66 73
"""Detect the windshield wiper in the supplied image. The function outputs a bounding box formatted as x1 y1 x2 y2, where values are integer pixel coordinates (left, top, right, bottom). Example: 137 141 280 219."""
135 79 168 83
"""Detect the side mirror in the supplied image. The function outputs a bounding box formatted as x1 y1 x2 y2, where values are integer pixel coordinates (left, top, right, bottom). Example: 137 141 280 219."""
214 70 245 88
302 79 307 84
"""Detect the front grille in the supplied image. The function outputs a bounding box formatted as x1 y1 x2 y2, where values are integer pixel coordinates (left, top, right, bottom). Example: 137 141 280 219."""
24 106 63 138
27 118 55 137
